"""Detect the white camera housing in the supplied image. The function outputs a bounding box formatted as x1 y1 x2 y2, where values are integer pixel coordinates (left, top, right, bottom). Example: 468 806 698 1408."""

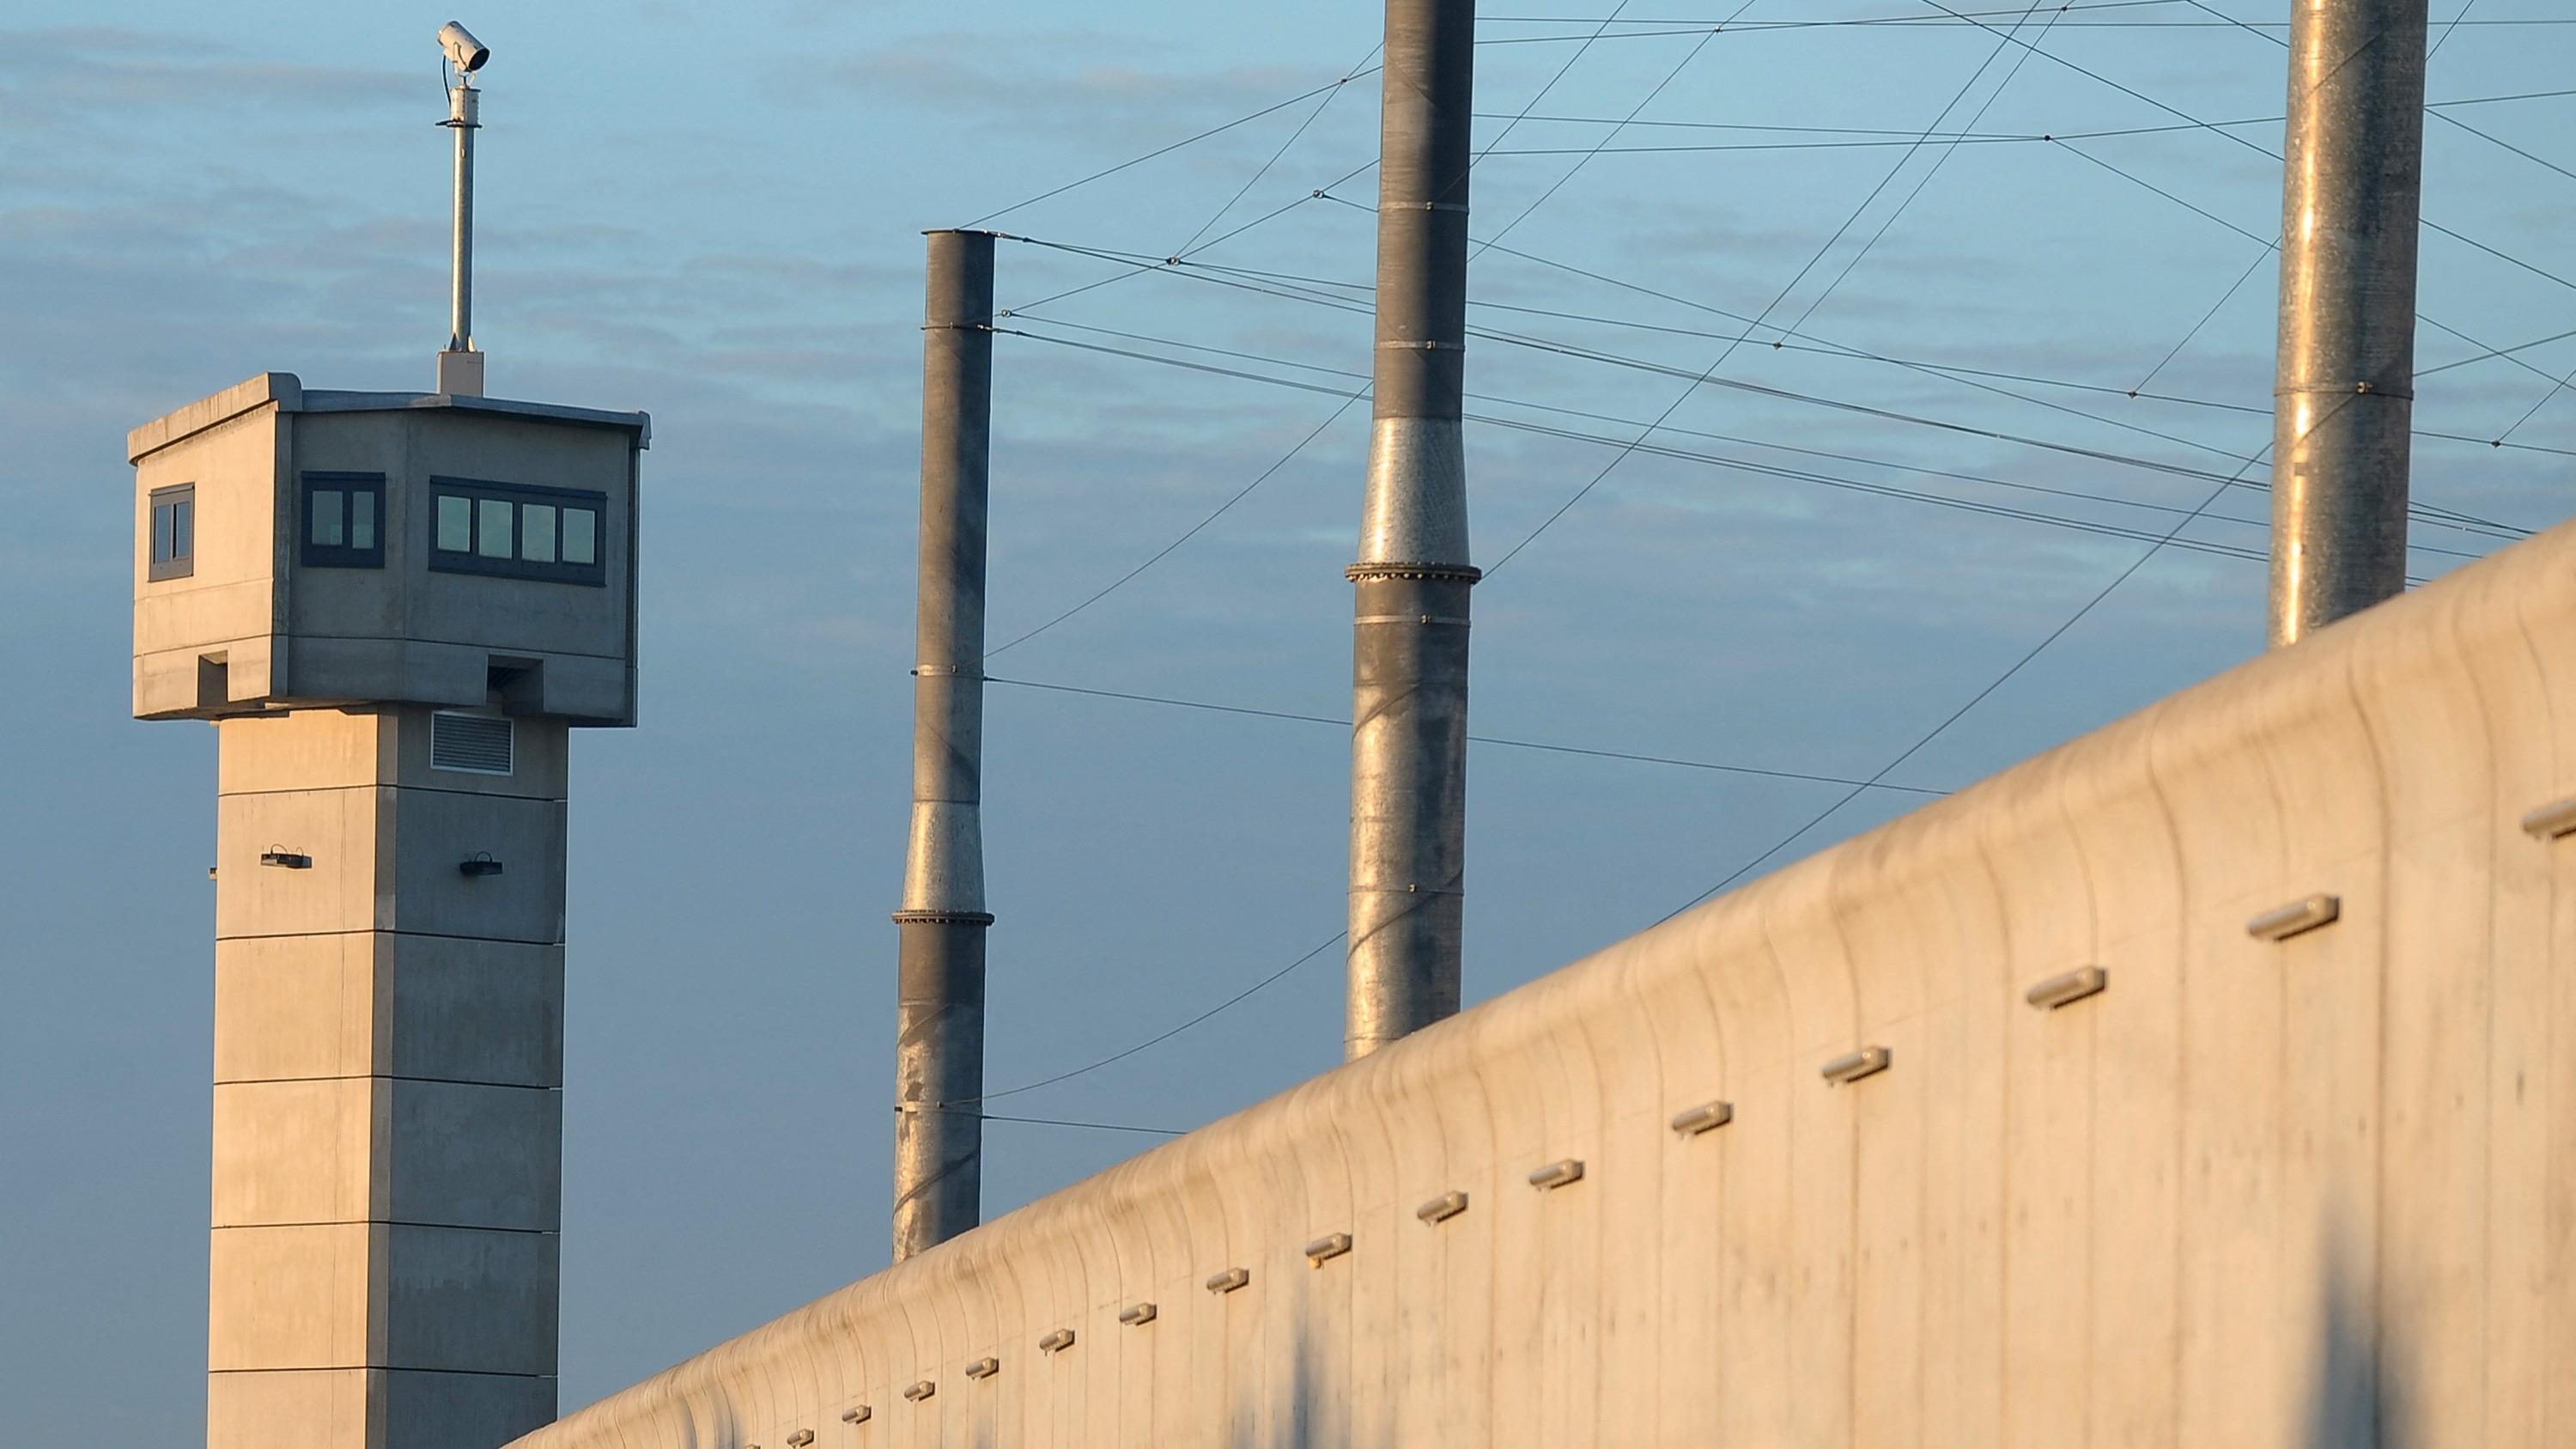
439 21 489 75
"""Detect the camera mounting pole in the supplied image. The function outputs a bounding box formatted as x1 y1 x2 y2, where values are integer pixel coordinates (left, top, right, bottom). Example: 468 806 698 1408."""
436 22 488 397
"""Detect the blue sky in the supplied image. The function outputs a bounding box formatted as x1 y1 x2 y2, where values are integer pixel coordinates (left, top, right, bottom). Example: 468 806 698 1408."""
4 1 2572 1436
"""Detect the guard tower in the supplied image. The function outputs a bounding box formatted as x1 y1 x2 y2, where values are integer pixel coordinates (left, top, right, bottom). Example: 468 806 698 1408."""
127 23 648 1449
131 374 644 1447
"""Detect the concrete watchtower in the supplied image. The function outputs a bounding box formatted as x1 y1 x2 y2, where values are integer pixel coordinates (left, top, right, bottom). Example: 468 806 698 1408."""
126 24 647 1447
130 372 645 1447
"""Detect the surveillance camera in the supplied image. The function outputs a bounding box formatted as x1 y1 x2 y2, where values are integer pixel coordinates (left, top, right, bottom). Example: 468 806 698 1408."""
438 21 489 75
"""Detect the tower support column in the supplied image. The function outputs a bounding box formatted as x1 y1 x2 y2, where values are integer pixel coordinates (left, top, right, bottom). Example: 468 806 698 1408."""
206 706 567 1449
2267 0 2428 647
893 228 995 1260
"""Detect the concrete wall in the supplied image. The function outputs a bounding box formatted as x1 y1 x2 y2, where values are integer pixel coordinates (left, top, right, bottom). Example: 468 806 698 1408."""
515 517 2576 1449
131 395 286 711
213 707 568 1449
287 408 637 721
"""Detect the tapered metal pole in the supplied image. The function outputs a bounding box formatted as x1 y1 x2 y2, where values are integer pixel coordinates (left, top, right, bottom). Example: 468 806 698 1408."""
893 228 994 1260
2267 0 2427 648
1346 0 1478 1062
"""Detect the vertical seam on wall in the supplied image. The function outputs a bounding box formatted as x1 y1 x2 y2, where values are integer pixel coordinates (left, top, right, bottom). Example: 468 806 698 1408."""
2506 581 2555 1447
2063 754 2099 1448
1692 916 1731 1446
2259 716 2292 1433
2146 712 2188 1439
1760 890 1807 1447
2461 586 2501 1442
2345 648 2395 1444
1990 816 2019 1443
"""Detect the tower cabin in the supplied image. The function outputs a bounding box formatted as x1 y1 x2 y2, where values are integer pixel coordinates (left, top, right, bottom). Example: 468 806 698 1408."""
130 370 647 1449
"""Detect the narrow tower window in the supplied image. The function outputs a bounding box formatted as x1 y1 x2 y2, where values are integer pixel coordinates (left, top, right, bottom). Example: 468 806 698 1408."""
301 472 386 569
148 484 194 581
522 503 557 563
437 494 472 551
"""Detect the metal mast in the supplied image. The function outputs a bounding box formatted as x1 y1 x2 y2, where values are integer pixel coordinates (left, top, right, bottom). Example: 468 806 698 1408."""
2266 0 2427 647
447 82 477 355
893 228 996 1260
1346 0 1478 1061
435 21 489 397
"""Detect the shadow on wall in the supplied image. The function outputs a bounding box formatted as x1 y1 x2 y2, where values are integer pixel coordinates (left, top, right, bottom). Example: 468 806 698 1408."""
1200 1209 2413 1449
2304 1215 2408 1449
1224 1289 1331 1449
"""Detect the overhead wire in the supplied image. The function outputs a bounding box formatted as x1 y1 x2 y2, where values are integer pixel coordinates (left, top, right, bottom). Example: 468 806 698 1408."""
1775 0 2075 342
976 1112 1186 1138
939 3 2568 1117
1175 42 1385 257
989 76 2576 477
988 317 2480 563
1387 61 2576 459
967 40 1394 662
997 227 2567 549
1483 0 2069 575
962 397 2302 1125
962 76 1358 229
986 674 1956 795
1465 0 1649 184
1487 15 2572 28
2429 0 2486 54
946 7 2019 1111
964 358 2397 1116
992 233 2547 528
2174 0 2576 443
989 324 2486 590
1654 396 2348 924
954 22 2573 242
1472 2 2238 42
1490 84 2576 123
980 391 1366 660
2049 141 2575 432
993 0 1637 319
1470 1 1753 255
1180 216 2549 490
957 9 2575 318
949 928 1353 1105
985 0 2240 691
2416 324 2576 380
1482 3 2572 26
1925 0 2576 311
1444 82 2576 414
995 40 1384 318
975 0 1735 660
995 314 2482 537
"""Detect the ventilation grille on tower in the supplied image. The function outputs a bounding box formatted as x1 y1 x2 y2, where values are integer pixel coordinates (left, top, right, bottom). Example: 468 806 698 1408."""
430 711 514 776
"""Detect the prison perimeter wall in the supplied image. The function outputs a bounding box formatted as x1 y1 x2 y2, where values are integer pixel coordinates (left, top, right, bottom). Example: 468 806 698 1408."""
514 519 2576 1448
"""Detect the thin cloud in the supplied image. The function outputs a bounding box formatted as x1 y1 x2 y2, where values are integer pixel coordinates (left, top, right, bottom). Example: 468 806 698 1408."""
1 27 414 113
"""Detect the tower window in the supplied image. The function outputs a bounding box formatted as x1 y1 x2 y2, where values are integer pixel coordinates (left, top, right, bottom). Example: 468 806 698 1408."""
149 484 194 581
426 477 608 586
301 472 386 569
